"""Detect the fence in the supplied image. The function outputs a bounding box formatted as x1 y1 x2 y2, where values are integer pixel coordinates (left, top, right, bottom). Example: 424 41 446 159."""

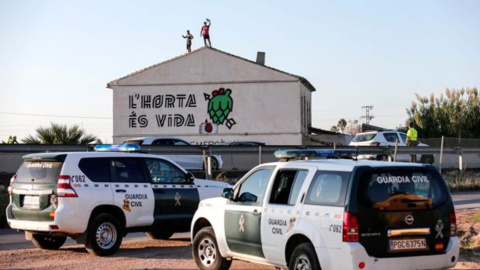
1 143 480 228
1 143 479 175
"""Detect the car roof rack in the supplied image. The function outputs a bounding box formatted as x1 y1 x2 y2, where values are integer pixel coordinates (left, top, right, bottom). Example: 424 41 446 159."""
274 149 357 161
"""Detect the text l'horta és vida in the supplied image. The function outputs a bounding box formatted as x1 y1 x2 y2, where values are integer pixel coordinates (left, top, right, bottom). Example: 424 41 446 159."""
127 94 197 128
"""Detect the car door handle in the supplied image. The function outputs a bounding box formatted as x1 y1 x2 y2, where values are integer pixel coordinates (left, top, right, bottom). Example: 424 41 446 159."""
253 209 261 216
116 189 127 193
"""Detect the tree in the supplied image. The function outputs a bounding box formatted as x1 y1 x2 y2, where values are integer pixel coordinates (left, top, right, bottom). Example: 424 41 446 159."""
337 118 347 133
406 87 480 138
330 126 339 133
345 119 362 135
22 123 98 144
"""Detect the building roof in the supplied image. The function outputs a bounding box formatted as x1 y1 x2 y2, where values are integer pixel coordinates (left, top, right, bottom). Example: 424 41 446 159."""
107 46 316 92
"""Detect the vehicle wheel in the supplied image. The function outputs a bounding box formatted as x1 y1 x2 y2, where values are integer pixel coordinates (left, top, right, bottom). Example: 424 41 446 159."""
193 227 232 270
203 157 219 171
146 229 174 240
375 155 388 161
31 234 67 250
85 213 123 256
421 154 434 164
211 157 219 170
288 243 321 270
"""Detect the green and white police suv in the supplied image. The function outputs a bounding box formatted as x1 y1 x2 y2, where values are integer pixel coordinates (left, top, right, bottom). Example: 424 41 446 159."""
6 144 230 256
191 149 459 270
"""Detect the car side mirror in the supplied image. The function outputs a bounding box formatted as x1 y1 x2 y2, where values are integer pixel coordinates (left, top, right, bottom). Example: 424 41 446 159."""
238 192 257 202
185 172 195 184
222 188 234 200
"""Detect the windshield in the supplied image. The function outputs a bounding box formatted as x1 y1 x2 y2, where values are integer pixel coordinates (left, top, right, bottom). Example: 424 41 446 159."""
352 133 376 142
358 168 448 211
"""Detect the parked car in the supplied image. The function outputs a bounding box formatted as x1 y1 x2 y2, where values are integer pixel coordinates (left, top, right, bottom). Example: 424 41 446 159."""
349 130 434 164
123 137 223 170
6 144 230 256
228 141 266 146
191 149 459 270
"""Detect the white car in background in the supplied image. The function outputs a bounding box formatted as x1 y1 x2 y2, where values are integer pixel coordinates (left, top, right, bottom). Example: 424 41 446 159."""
349 130 434 164
123 137 223 170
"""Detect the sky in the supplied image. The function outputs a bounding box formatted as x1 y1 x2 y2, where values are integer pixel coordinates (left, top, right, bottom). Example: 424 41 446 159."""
1 0 479 143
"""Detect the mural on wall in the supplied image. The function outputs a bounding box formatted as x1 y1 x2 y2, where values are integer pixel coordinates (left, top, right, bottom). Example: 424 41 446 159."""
125 88 236 131
204 88 236 129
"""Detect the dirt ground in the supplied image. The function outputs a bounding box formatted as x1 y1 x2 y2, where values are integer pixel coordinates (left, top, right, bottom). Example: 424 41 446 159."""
454 209 480 269
0 209 478 270
0 235 275 270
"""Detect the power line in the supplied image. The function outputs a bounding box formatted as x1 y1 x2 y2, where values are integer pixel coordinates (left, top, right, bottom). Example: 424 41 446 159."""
0 112 112 120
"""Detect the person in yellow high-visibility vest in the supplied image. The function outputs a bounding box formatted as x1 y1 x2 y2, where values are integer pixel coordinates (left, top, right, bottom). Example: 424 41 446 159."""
405 122 418 162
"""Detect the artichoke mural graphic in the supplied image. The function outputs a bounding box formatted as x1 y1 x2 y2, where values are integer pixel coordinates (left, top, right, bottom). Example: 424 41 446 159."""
204 88 236 129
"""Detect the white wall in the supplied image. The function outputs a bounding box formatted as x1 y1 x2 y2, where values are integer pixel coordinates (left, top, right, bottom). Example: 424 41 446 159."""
112 82 302 144
110 48 312 145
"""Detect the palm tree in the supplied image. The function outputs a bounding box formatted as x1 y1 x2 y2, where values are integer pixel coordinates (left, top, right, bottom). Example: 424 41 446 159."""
22 123 98 144
337 118 347 133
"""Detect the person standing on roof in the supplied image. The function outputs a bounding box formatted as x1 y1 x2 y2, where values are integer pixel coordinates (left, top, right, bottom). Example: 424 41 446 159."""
182 30 194 53
405 122 418 162
200 18 211 47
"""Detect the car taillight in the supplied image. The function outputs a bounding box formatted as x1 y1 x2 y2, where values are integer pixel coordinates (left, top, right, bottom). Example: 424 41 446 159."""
8 174 16 195
57 175 78 197
449 211 457 236
343 211 359 242
370 142 380 146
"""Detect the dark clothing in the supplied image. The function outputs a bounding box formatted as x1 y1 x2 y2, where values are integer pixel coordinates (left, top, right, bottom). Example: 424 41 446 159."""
408 140 418 147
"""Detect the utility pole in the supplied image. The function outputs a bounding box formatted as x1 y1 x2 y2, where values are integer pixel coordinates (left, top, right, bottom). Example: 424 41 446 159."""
361 105 374 124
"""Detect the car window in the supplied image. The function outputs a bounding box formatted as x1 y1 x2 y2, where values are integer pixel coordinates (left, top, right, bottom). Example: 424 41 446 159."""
112 158 146 183
399 133 407 144
124 139 144 145
383 132 400 143
269 170 308 205
152 139 172 146
358 168 448 211
171 139 189 146
236 168 273 205
16 161 63 183
143 158 186 183
305 171 350 206
352 133 376 142
79 158 112 182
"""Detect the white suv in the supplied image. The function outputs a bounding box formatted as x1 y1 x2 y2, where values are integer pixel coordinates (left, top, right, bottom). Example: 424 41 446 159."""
6 145 230 256
191 149 459 270
123 136 223 170
349 130 434 164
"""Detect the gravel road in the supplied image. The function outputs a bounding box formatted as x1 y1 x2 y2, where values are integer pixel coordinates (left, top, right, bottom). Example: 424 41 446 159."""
0 233 274 270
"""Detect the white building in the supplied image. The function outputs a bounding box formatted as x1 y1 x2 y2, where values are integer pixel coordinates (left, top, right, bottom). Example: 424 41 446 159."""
107 47 316 145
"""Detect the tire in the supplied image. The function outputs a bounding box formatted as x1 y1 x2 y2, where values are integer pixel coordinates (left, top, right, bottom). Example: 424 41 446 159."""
211 157 219 170
288 243 321 270
421 154 435 164
192 227 232 270
203 157 219 171
146 229 174 240
85 213 123 256
31 234 67 250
